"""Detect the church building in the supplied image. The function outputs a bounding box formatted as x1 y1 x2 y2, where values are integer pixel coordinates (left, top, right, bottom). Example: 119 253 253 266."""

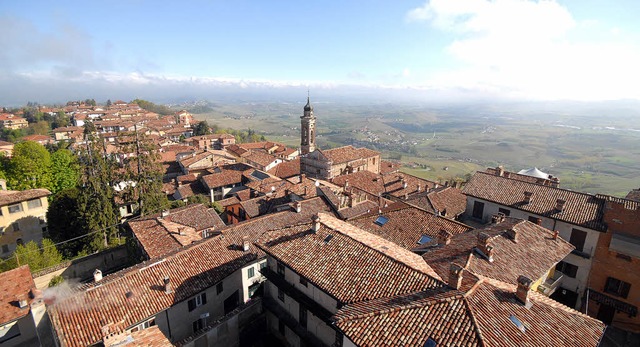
299 96 381 180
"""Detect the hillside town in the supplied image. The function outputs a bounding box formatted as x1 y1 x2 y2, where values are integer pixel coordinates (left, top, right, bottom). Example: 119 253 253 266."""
0 97 638 347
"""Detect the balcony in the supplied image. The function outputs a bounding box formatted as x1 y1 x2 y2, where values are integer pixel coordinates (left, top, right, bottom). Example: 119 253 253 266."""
538 272 564 296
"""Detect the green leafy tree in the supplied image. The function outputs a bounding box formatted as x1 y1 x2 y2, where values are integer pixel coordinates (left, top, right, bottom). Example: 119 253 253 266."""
76 126 120 252
46 188 85 257
29 121 51 135
51 110 70 129
193 120 212 136
106 99 112 108
50 149 80 195
117 129 168 216
9 239 64 272
7 141 52 190
131 99 173 115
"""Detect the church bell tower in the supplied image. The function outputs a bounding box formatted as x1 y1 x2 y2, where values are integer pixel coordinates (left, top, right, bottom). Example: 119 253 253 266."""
300 94 316 155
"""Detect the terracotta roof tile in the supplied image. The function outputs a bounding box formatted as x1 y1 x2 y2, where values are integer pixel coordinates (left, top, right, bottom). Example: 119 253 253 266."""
267 158 300 179
0 188 50 207
463 171 607 231
349 202 472 250
0 265 36 325
335 277 605 347
257 213 444 304
319 145 379 164
200 163 253 189
421 218 575 285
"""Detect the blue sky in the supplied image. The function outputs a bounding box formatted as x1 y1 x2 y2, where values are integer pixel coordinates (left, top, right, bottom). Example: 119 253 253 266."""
1 0 639 103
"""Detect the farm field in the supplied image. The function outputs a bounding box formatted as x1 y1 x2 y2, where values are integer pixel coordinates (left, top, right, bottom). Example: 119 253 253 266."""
190 100 640 197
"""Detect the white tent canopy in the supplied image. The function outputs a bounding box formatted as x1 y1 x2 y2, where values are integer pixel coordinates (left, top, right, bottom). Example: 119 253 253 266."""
517 167 550 179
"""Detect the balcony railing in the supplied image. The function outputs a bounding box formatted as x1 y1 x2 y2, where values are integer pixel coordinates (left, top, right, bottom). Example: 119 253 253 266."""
538 272 564 296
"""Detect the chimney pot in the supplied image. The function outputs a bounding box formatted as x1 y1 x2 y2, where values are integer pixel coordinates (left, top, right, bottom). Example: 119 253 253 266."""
497 166 504 177
491 213 505 224
535 217 542 225
163 276 173 294
17 295 28 309
242 237 250 252
516 275 533 307
161 210 170 218
506 228 518 243
438 229 452 245
417 184 421 192
523 191 533 203
312 214 321 232
448 263 464 290
555 199 566 211
404 193 409 200
476 232 494 262
294 201 302 213
94 269 103 282
553 230 559 240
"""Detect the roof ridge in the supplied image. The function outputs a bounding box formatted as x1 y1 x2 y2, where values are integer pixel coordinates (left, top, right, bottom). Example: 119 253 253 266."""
474 171 599 199
317 213 443 282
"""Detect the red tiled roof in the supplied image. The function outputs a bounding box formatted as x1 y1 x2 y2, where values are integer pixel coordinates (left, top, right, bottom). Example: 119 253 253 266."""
425 186 467 218
463 171 607 231
421 218 575 285
267 158 301 179
334 277 605 347
128 204 225 258
257 213 444 304
380 160 400 174
332 171 436 199
349 202 472 250
319 145 379 164
0 265 36 325
48 225 263 347
200 163 253 189
244 150 279 167
0 188 50 207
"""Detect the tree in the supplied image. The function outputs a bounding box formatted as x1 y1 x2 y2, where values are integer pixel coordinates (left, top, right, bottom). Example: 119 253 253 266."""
47 188 85 257
29 121 50 135
106 99 112 108
116 128 168 216
51 110 69 129
50 149 80 195
4 239 64 273
76 126 120 251
7 141 52 190
193 120 211 136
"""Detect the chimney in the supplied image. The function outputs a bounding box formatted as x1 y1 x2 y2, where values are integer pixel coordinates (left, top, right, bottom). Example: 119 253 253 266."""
300 173 306 181
496 166 504 177
553 230 559 240
178 227 185 236
533 217 542 225
438 229 452 246
402 180 408 189
94 269 103 282
161 210 170 218
312 214 321 232
523 191 533 204
506 228 518 243
242 237 250 252
344 179 349 189
491 213 505 224
516 275 533 307
417 184 421 192
404 193 409 200
476 232 494 262
294 201 302 213
448 263 464 290
434 183 439 189
163 276 173 294
17 294 28 309
555 199 566 212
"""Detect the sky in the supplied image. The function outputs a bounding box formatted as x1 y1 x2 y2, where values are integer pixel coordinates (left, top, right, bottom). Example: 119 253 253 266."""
1 0 639 104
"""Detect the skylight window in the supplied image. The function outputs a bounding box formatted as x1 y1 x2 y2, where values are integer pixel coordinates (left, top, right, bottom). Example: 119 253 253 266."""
423 338 437 347
324 235 334 243
374 216 389 226
418 235 433 245
509 315 526 333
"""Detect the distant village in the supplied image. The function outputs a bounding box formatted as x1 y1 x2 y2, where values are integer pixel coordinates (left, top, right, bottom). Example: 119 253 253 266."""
0 97 638 347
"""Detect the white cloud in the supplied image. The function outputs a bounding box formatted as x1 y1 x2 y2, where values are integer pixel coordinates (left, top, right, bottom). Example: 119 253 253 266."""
408 0 640 100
